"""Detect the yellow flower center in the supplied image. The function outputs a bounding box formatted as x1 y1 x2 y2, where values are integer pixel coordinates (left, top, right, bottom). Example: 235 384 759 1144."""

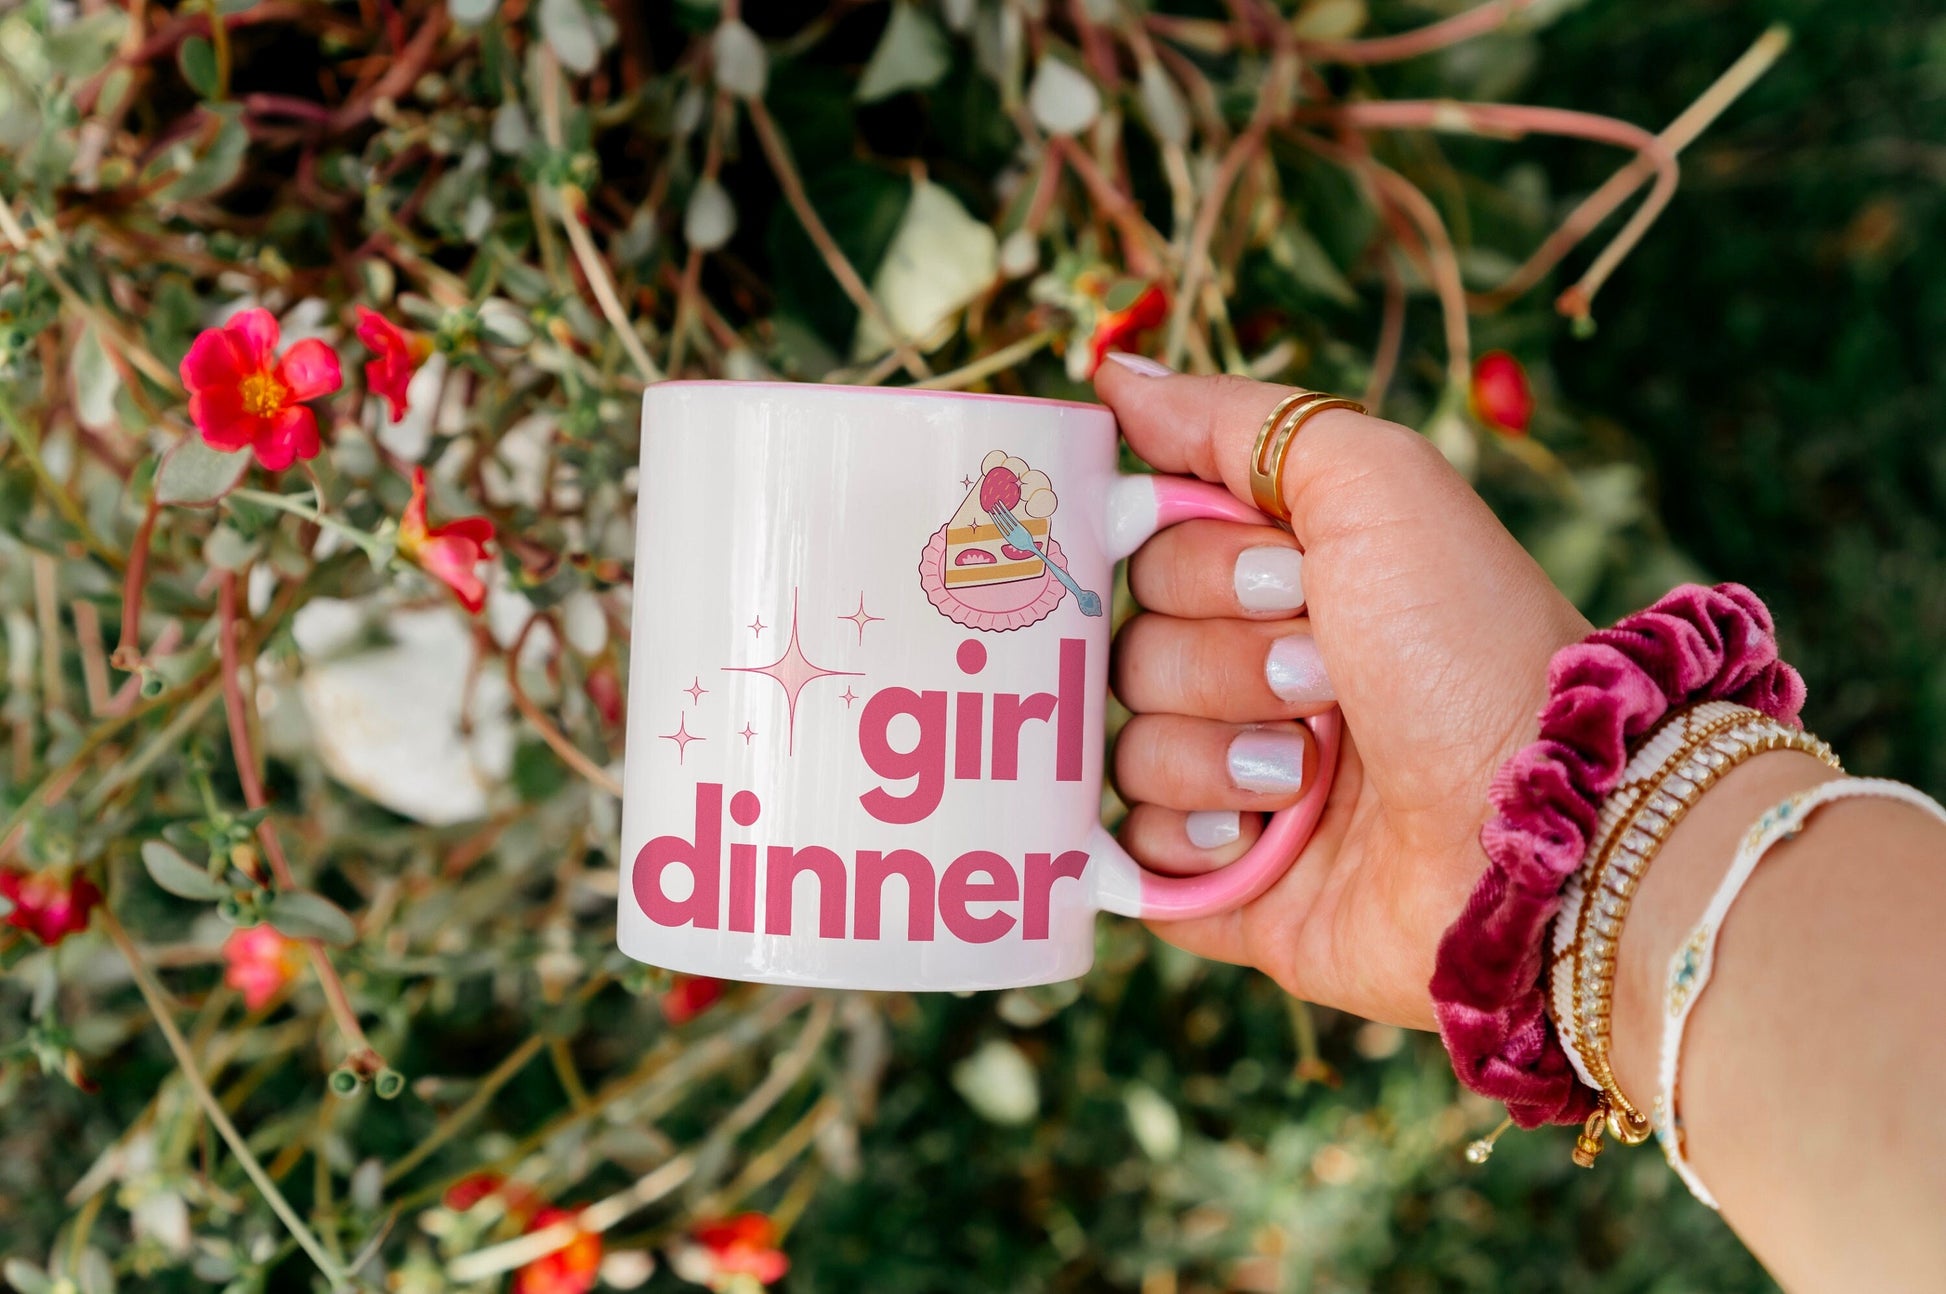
239 371 289 417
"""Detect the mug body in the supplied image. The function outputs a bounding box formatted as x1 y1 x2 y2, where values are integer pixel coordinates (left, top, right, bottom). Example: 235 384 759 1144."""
620 382 1120 990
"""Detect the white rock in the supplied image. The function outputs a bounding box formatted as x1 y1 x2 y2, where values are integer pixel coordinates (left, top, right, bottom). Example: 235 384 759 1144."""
1028 57 1101 136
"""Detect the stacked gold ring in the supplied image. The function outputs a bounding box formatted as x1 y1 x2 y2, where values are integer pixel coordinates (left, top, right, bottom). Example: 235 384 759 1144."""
1248 391 1366 524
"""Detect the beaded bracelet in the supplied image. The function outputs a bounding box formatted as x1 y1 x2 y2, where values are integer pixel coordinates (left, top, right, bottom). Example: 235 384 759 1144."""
1548 705 1839 1163
1431 584 1807 1131
1655 777 1946 1208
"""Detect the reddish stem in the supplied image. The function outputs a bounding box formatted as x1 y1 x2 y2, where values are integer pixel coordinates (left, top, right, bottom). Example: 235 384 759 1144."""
112 493 160 674
217 573 385 1077
1299 0 1538 65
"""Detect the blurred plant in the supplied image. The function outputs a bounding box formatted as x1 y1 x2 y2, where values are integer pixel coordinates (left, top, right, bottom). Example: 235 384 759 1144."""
0 0 1791 1289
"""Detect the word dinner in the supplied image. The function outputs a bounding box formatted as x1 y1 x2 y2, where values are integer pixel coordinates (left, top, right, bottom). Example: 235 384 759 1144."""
636 637 1092 943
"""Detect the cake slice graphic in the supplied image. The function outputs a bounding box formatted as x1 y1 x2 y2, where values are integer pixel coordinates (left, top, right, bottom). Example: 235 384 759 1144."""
943 452 1060 588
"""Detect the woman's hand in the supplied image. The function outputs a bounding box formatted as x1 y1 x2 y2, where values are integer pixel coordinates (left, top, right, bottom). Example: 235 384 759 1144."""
1099 357 1591 1029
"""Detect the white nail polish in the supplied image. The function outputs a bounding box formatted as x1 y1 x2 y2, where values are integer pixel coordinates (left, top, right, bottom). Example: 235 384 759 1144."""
1185 810 1241 850
1102 352 1174 377
1234 547 1304 612
1265 635 1333 703
1227 730 1306 794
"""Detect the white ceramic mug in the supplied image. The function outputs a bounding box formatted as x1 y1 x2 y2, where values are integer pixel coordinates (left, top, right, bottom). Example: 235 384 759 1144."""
619 381 1339 990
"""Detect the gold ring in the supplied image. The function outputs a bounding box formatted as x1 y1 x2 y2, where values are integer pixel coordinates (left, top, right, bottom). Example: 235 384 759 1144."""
1248 391 1366 523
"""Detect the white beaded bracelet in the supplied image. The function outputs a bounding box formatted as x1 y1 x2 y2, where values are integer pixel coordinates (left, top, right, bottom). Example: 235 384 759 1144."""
1654 777 1946 1208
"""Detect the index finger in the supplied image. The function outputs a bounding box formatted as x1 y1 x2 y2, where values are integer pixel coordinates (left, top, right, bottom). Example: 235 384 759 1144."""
1094 354 1426 550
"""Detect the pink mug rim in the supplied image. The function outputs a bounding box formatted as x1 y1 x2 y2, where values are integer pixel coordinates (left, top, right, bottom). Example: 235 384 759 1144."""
648 378 1109 417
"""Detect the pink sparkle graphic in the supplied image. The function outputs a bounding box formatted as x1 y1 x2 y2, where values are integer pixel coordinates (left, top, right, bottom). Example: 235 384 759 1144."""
960 474 976 490
724 591 862 754
660 713 703 763
748 615 767 638
683 676 708 705
738 722 758 744
838 593 884 645
840 686 859 708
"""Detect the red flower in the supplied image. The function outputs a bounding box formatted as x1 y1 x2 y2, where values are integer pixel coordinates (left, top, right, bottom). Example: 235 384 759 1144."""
180 307 343 471
690 1214 789 1287
660 975 726 1025
515 1208 604 1294
399 467 494 614
1087 281 1168 376
1470 350 1535 436
222 925 303 1009
0 868 102 946
355 307 433 422
444 1172 545 1222
584 659 625 729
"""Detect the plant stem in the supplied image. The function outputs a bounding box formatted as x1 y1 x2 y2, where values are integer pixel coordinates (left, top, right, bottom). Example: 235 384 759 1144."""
1299 0 1539 64
228 488 385 560
535 50 665 384
217 573 387 1077
102 910 349 1288
114 493 160 671
0 393 124 569
383 1034 547 1184
745 95 933 380
915 331 1058 390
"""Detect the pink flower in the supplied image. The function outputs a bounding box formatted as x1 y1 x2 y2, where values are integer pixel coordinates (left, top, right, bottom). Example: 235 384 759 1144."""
660 975 725 1025
355 307 433 422
515 1208 604 1294
399 467 494 614
0 868 102 946
1470 350 1535 436
690 1213 789 1287
222 925 303 1009
180 308 343 471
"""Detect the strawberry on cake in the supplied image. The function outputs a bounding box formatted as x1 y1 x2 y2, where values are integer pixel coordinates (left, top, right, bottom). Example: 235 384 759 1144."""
944 452 1059 589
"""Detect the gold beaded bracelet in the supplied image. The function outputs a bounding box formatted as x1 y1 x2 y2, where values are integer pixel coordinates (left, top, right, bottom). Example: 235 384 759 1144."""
1548 702 1841 1165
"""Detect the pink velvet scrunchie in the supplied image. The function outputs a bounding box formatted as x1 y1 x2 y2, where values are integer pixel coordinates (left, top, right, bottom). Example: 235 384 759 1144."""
1430 583 1807 1128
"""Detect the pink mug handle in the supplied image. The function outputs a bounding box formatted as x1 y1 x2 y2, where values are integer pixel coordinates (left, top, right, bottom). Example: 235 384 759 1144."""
1091 475 1341 922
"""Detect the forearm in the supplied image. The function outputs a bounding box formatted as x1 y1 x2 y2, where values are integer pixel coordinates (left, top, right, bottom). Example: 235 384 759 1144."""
1610 750 1946 1291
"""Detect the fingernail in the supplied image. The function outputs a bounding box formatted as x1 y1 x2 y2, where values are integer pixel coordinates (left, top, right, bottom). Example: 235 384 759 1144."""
1234 547 1304 612
1103 352 1173 378
1185 810 1241 850
1227 730 1307 795
1265 635 1333 703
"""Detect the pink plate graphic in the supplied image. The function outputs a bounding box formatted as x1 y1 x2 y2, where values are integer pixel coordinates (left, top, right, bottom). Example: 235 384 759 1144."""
919 526 1070 631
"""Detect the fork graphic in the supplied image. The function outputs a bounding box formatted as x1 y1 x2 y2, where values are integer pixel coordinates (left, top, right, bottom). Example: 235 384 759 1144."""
989 501 1103 617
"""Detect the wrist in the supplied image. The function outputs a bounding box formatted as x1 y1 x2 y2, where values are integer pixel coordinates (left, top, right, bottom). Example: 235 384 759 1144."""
1607 748 1843 1107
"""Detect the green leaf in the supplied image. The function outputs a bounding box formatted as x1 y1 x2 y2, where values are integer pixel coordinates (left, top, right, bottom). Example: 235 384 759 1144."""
1270 223 1358 307
68 324 120 430
178 35 219 99
1291 0 1367 40
162 105 247 201
265 890 358 946
142 841 227 901
3 1259 53 1294
155 437 249 505
857 4 950 103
